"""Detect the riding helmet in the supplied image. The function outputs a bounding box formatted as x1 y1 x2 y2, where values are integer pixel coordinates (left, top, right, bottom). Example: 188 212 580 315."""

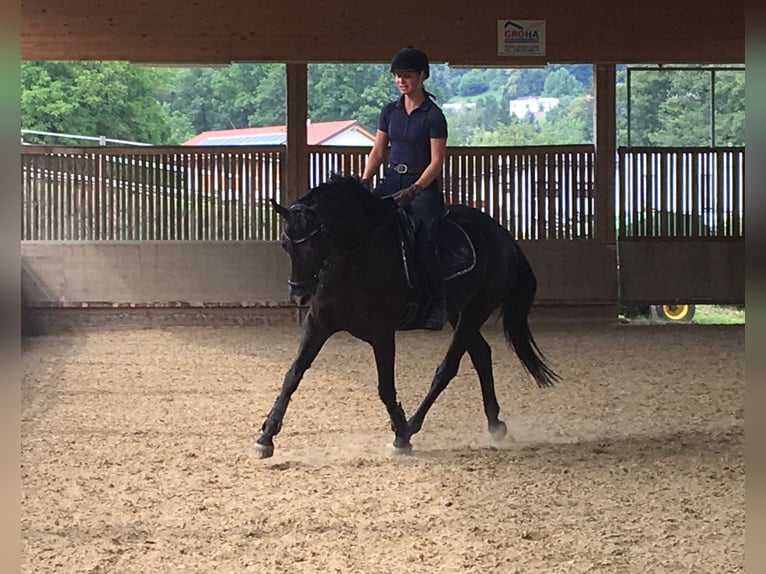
390 47 430 79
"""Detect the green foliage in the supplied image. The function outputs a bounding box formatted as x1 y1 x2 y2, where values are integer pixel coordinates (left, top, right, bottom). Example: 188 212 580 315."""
537 95 593 144
617 66 744 146
713 71 745 145
457 70 490 96
156 64 286 137
542 68 586 98
501 68 547 100
21 61 170 144
20 61 744 148
308 63 394 130
466 117 540 146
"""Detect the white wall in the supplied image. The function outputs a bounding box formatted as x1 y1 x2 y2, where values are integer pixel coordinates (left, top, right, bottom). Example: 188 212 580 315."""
22 242 291 307
21 240 617 307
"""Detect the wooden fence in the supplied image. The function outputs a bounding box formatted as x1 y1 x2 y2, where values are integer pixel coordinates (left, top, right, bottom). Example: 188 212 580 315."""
21 144 744 242
618 146 745 238
21 146 284 241
21 144 597 241
443 145 595 240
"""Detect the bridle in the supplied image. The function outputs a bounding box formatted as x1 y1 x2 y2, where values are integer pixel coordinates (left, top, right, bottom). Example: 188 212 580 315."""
283 204 330 289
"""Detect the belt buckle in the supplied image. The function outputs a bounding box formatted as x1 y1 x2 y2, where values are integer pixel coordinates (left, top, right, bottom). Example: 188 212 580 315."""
394 163 408 174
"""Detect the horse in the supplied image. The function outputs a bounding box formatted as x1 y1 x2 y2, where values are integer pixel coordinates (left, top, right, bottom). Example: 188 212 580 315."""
254 175 558 458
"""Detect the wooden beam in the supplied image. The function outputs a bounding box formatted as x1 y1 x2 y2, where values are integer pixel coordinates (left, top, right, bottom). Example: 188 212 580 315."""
593 63 616 243
285 63 308 205
21 0 744 64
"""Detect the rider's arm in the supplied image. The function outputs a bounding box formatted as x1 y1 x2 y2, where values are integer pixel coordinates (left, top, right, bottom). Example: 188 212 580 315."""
413 137 446 190
362 130 390 182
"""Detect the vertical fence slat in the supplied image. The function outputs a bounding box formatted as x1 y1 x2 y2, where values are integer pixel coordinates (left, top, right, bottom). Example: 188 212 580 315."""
733 150 743 236
30 155 38 240
246 152 255 241
167 152 176 241
716 150 726 237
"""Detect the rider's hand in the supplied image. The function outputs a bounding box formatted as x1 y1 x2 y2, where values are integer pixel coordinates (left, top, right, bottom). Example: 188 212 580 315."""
393 184 421 206
360 178 372 191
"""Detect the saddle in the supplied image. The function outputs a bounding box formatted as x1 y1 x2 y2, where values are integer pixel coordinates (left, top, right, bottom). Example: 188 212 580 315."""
395 207 476 329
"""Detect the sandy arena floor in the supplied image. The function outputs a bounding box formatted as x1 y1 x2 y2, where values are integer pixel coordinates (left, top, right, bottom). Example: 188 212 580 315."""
21 319 744 573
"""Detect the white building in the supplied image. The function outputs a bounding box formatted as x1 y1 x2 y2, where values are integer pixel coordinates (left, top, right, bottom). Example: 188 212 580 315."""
509 96 560 120
443 102 478 112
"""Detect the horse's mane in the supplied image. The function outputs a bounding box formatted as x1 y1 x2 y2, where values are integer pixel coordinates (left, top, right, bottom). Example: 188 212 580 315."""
296 175 391 248
298 175 378 216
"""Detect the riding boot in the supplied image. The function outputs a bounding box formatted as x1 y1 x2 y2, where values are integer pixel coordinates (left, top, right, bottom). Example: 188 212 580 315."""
423 253 448 330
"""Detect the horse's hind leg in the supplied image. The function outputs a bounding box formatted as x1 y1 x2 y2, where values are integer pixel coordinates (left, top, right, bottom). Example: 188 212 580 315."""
407 322 472 437
466 331 507 441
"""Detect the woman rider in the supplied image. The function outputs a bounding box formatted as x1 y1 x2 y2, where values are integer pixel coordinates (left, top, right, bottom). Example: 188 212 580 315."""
361 47 449 330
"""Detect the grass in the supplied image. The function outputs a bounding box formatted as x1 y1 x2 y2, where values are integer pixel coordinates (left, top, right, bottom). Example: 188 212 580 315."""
691 305 745 325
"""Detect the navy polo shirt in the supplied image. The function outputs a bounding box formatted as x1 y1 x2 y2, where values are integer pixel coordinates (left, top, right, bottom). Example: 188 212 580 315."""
377 96 448 167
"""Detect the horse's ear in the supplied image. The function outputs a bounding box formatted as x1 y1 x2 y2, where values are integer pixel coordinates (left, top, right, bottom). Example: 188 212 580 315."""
271 198 291 219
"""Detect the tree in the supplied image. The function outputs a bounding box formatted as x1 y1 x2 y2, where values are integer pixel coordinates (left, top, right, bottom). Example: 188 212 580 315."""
457 70 490 96
501 68 547 100
537 95 593 144
713 71 745 145
467 117 539 146
542 68 586 98
21 61 170 144
308 63 394 130
157 64 286 138
618 67 744 147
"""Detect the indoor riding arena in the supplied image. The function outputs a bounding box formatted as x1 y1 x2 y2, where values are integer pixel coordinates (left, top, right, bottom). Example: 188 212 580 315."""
20 1 745 573
22 317 744 572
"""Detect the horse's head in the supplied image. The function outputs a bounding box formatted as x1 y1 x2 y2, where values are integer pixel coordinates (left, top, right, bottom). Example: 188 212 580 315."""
273 176 391 305
272 199 331 305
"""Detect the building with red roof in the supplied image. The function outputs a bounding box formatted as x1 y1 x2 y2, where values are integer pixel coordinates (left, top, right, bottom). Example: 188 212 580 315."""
183 119 375 146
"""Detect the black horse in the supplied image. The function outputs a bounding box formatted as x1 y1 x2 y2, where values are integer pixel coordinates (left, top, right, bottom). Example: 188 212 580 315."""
255 175 558 458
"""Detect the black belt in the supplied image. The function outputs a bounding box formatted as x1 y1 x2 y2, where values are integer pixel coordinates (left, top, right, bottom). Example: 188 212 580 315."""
386 163 426 175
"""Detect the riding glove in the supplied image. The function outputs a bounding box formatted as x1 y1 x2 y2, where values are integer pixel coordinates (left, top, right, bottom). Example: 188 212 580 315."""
393 183 421 206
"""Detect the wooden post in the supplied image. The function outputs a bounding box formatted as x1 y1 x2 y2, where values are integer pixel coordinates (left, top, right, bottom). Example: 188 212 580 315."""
593 62 616 243
285 63 309 205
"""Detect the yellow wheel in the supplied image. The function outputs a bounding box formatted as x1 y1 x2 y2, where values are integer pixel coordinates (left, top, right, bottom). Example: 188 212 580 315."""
652 304 695 322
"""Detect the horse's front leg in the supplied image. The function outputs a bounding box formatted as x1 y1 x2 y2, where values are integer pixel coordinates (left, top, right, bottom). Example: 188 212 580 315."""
254 314 331 458
372 332 412 453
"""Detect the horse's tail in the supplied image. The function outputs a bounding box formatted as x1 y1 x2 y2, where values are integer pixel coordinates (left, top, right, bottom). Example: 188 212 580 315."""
501 246 559 388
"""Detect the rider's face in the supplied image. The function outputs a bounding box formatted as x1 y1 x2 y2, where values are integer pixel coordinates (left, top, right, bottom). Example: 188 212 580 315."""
393 71 424 95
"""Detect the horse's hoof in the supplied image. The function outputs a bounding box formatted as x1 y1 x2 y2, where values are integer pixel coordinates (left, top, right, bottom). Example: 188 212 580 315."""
392 441 413 456
253 441 275 459
489 421 508 441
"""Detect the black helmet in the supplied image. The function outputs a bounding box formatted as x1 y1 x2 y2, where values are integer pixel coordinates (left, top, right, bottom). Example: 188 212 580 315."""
390 47 430 79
